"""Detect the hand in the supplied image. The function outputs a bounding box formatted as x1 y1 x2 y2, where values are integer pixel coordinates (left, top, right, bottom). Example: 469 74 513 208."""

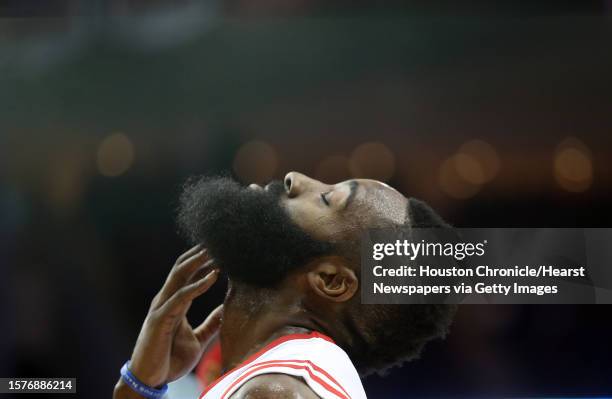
120 245 223 391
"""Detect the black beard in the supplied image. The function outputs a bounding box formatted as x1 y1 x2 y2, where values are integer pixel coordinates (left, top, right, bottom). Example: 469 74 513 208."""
176 176 333 286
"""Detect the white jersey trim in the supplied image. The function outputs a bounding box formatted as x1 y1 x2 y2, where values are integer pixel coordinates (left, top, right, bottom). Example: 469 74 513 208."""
199 332 366 399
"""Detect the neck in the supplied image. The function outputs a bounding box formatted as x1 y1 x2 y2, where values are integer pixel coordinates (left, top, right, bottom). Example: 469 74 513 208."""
219 279 345 371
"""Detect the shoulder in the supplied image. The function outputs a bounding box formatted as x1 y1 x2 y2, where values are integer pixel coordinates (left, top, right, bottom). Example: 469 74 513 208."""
229 374 320 399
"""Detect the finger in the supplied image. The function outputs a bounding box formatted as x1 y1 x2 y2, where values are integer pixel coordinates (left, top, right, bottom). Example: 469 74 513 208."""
159 269 220 318
194 304 224 346
152 250 207 309
175 244 203 265
154 250 213 307
186 260 219 286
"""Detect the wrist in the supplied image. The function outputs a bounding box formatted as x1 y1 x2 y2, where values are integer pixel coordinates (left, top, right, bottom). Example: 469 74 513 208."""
129 358 163 388
114 379 149 399
120 361 168 399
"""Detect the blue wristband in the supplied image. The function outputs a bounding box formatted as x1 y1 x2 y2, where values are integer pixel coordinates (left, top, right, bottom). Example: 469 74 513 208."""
120 361 168 399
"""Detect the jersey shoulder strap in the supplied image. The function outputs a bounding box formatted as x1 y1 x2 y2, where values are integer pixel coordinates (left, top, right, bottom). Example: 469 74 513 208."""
199 332 367 399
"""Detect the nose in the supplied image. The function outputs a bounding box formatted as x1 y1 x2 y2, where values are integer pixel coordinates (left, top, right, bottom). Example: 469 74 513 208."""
284 171 329 197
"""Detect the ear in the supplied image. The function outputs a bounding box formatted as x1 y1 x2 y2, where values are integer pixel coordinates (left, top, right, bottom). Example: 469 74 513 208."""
306 258 358 303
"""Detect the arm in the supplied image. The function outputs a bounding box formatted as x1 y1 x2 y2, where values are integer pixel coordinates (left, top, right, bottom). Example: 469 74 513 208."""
113 245 222 399
230 374 321 399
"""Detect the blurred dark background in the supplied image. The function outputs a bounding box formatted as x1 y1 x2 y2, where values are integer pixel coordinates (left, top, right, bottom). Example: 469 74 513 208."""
1 0 611 398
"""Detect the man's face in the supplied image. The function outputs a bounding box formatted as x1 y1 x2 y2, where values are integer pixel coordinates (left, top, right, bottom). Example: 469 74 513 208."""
250 172 409 244
176 172 408 286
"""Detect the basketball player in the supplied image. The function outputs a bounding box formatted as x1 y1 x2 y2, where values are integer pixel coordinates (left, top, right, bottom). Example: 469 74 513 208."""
113 172 456 399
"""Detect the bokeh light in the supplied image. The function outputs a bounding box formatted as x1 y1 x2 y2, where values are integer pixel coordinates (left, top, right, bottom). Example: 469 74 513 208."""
453 153 487 185
457 139 500 183
314 154 351 183
96 133 135 177
438 155 481 199
46 149 88 212
554 137 593 192
233 140 278 184
349 142 395 181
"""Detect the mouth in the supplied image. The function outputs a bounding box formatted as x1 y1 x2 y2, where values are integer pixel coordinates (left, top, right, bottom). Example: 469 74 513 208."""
247 181 287 200
262 180 286 197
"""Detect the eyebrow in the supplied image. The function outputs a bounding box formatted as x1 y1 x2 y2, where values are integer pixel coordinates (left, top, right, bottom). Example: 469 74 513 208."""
344 180 359 209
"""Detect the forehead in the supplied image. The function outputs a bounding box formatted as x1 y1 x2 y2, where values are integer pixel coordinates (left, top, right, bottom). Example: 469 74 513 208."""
350 179 408 226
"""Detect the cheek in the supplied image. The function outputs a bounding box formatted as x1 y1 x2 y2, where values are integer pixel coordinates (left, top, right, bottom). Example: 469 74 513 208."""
282 200 343 241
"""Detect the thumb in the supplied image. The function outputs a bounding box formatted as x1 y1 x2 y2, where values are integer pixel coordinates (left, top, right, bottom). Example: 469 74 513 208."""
194 304 224 347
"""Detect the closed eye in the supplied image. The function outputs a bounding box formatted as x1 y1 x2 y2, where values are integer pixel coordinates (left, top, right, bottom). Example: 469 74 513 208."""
320 192 330 206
